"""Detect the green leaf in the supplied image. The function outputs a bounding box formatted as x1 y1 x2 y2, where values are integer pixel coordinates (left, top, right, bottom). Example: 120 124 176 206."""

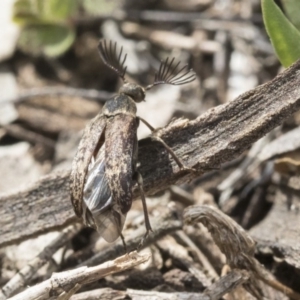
13 0 41 25
45 0 79 21
13 0 78 57
281 0 300 30
82 0 118 15
262 0 300 67
18 24 75 57
13 0 78 24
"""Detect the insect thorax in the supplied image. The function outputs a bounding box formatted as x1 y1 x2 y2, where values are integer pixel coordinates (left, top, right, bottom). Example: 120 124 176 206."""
103 94 137 117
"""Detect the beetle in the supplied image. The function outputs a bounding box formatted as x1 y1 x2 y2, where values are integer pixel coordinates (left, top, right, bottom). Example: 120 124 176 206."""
70 40 196 247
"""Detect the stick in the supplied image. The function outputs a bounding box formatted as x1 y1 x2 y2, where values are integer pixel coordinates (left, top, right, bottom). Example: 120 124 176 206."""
8 251 150 300
0 225 81 300
2 58 300 247
68 270 248 300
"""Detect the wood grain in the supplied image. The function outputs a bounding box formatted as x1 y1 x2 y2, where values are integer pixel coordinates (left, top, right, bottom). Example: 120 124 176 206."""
1 59 300 248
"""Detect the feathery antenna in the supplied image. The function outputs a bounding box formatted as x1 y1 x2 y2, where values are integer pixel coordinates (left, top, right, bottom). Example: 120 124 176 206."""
98 40 127 81
146 57 196 90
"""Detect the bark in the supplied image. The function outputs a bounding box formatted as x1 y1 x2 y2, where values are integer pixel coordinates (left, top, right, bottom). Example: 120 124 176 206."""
1 59 300 248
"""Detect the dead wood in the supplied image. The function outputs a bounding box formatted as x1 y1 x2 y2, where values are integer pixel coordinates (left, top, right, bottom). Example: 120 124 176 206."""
0 225 81 300
259 126 300 161
68 270 248 300
77 206 182 267
156 236 211 287
0 170 75 248
183 206 257 287
184 205 300 300
7 251 150 300
174 230 219 279
1 59 300 248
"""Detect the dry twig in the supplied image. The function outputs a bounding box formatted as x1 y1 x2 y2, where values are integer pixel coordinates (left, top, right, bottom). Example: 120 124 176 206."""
156 235 211 287
174 230 219 280
2 58 300 247
8 251 150 300
184 205 300 300
78 208 182 267
0 225 81 300
68 270 248 300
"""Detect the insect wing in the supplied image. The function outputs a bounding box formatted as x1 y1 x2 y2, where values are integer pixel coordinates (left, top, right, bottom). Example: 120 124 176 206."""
105 114 138 214
83 146 126 242
70 113 106 217
91 207 126 242
83 146 111 213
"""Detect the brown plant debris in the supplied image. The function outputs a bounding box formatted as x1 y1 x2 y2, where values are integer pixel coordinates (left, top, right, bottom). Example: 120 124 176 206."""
2 58 300 247
184 205 300 300
8 251 150 300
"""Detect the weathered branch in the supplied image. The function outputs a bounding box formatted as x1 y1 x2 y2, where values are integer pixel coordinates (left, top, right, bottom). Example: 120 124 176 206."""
1 59 300 248
8 251 150 300
0 225 81 300
68 270 249 300
184 205 300 300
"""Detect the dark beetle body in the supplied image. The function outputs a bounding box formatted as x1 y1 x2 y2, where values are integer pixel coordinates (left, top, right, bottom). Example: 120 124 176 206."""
70 40 196 244
104 95 139 215
70 86 143 242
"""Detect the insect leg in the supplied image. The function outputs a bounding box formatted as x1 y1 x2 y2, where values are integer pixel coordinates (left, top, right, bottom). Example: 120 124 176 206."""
134 171 153 249
120 233 127 253
138 117 155 131
138 117 195 172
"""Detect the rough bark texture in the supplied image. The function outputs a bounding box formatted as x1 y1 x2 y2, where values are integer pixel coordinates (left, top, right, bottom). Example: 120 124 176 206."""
1 59 300 248
0 170 76 247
